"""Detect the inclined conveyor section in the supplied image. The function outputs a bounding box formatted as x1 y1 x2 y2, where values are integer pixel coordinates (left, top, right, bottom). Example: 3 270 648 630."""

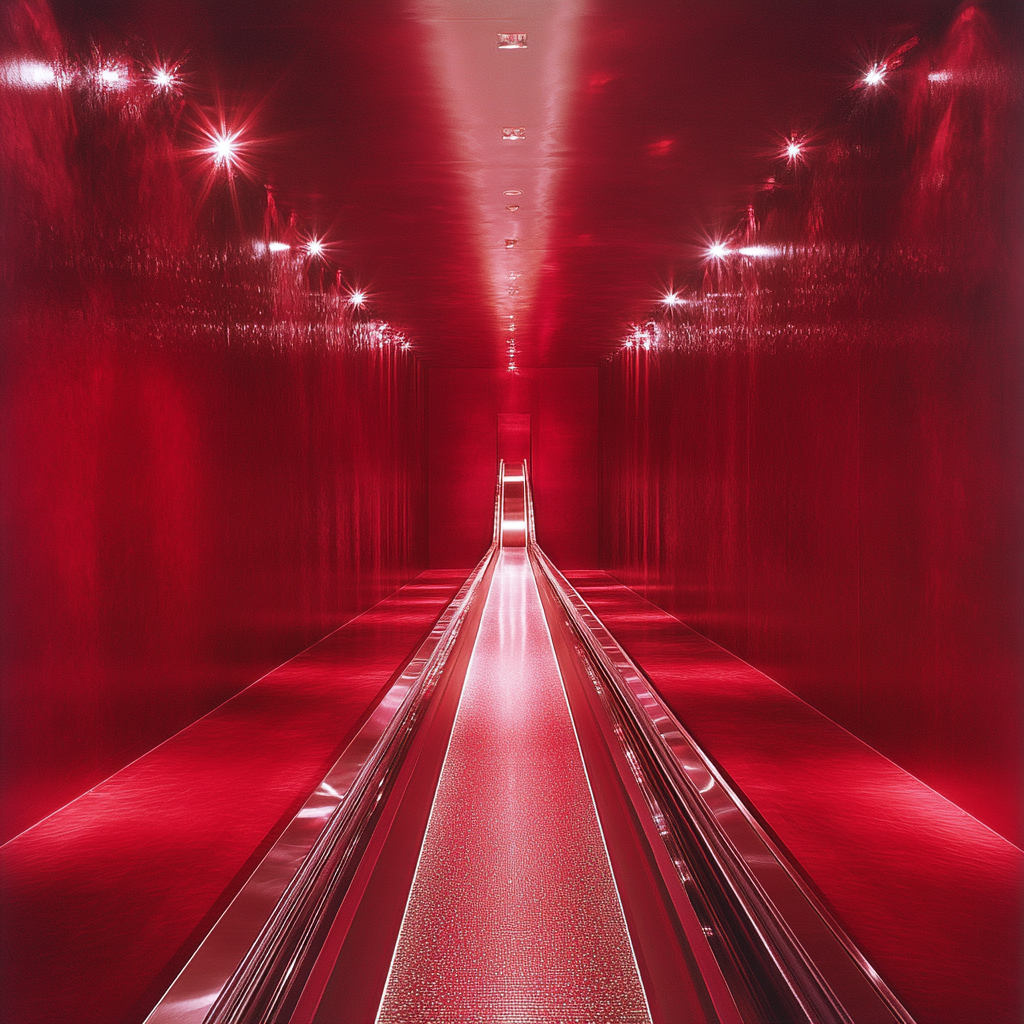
6 461 1018 1024
140 462 922 1024
376 548 649 1024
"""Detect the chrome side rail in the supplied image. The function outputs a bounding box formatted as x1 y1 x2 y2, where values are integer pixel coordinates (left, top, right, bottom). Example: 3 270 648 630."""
530 544 917 1024
144 544 497 1024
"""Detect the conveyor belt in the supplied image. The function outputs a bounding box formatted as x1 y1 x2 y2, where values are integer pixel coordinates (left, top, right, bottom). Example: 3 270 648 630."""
377 548 649 1023
146 461 918 1024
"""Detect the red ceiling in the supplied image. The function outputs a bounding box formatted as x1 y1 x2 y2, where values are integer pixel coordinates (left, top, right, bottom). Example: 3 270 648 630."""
50 0 975 366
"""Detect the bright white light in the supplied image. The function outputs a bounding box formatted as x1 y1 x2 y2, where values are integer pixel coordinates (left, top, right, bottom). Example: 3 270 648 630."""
25 61 56 86
204 127 245 171
194 115 258 183
150 66 178 90
707 241 729 259
100 68 120 83
504 475 524 482
737 245 779 257
349 290 366 307
3 61 57 87
306 238 325 258
785 140 803 161
268 241 290 253
213 135 234 161
662 292 682 307
863 64 886 86
928 70 950 83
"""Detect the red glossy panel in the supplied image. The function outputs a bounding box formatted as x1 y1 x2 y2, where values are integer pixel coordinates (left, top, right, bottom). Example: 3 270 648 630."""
0 2 430 842
567 571 1024 1024
497 413 531 464
0 571 465 1024
597 5 1024 844
429 368 598 568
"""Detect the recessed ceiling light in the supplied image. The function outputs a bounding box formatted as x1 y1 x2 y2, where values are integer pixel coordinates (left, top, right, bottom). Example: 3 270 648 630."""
501 127 526 141
505 204 520 212
497 33 528 49
503 190 522 197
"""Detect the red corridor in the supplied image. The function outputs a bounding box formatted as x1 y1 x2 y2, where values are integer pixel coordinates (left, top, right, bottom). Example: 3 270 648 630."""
1 2 1022 1023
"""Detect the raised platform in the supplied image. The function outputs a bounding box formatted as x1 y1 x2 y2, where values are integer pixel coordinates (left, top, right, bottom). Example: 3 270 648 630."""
0 570 467 1024
564 570 1023 1024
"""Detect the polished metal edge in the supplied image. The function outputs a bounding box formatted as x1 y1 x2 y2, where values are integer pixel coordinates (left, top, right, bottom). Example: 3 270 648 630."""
143 547 497 1024
533 548 917 1024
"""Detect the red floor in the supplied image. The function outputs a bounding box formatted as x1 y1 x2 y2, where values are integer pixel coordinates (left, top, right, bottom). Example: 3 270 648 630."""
0 570 466 1024
564 570 1024 1024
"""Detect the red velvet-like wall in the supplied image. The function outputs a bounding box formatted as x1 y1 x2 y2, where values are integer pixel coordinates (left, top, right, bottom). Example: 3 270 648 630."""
0 7 428 844
429 368 598 568
599 10 1024 845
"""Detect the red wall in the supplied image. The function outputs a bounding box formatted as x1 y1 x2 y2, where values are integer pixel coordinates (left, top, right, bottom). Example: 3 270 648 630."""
1 298 427 848
600 13 1024 845
429 368 598 568
0 9 428 843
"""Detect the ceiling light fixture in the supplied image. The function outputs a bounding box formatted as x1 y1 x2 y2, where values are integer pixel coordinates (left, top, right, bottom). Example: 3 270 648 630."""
503 190 522 197
863 64 886 86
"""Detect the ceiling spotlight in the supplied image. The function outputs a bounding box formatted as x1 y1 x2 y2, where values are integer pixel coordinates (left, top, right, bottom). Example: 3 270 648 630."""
349 290 366 307
863 64 886 86
662 292 682 307
204 127 244 170
305 237 325 259
706 241 729 259
784 137 805 162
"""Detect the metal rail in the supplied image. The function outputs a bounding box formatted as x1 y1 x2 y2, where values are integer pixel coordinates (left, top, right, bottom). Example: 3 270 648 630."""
523 469 916 1024
144 547 498 1024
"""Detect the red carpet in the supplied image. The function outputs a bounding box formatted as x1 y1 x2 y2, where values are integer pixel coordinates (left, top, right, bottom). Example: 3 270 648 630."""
565 570 1023 1024
0 570 466 1024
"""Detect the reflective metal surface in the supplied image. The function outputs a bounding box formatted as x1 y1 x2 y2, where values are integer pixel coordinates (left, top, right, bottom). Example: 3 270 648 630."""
144 549 496 1024
526 471 916 1024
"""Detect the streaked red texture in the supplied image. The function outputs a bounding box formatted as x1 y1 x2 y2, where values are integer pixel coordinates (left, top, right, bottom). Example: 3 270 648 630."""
428 368 598 569
565 571 1024 1024
0 570 465 1024
595 3 1023 849
0 2 432 843
599 304 1024 845
0 315 428 842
